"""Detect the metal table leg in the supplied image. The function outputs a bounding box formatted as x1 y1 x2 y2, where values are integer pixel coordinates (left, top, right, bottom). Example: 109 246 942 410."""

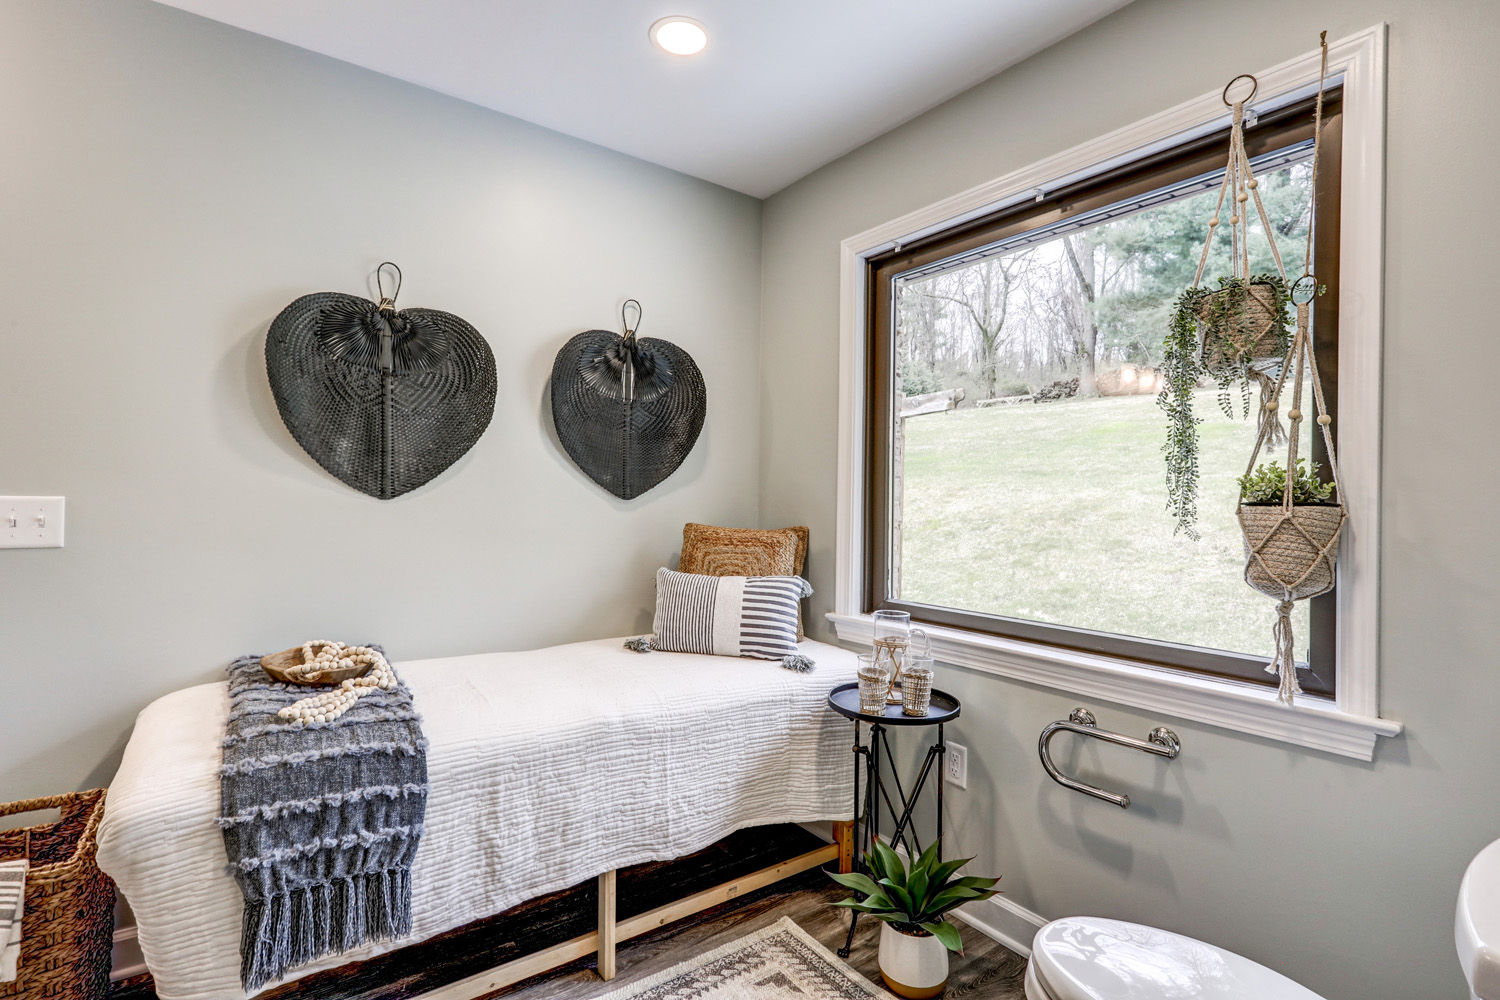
840 718 950 957
936 723 945 854
841 724 864 958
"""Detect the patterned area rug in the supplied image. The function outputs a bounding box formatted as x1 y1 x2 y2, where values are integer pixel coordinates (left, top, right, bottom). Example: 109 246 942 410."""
594 917 889 999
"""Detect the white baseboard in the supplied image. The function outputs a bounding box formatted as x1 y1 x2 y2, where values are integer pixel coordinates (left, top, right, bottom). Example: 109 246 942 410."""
111 924 146 982
885 845 1046 958
950 894 1047 958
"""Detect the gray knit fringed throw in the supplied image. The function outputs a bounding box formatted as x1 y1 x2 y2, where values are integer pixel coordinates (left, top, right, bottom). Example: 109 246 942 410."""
218 649 428 991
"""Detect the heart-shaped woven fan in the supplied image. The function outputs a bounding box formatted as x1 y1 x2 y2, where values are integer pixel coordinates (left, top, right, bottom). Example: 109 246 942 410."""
550 327 706 500
266 284 496 499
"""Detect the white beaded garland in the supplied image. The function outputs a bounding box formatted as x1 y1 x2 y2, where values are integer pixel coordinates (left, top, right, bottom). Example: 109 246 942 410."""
276 641 395 725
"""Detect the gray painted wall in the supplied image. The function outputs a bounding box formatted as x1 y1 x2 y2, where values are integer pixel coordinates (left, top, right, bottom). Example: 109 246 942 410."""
759 1 1500 998
0 0 762 797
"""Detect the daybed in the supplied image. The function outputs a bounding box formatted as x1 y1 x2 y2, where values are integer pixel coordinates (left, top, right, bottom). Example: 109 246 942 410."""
97 637 858 1000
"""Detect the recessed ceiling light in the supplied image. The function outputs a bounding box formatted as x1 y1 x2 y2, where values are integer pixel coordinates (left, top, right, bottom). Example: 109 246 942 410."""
650 16 708 56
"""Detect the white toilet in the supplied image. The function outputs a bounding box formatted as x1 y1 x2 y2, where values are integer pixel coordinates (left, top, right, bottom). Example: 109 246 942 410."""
1456 836 1500 999
1019 833 1500 1000
1025 916 1325 1000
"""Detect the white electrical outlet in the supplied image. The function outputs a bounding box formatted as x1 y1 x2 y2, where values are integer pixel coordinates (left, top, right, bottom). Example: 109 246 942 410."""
0 497 65 549
945 741 968 788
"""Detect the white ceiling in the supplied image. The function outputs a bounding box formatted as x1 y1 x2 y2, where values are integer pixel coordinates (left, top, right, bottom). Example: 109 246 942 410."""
152 0 1134 198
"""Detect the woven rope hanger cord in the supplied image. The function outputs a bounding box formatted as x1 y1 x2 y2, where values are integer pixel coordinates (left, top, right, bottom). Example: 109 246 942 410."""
549 298 707 500
1182 80 1296 452
265 262 497 499
1229 33 1348 703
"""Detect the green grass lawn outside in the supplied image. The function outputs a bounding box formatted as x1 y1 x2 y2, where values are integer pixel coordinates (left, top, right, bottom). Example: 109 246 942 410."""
898 388 1313 660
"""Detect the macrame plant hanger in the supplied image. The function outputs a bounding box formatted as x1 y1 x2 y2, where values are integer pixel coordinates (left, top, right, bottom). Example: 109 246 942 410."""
1231 33 1347 704
1187 71 1296 449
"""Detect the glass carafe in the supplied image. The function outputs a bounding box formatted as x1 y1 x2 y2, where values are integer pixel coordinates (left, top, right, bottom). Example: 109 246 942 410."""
872 610 911 704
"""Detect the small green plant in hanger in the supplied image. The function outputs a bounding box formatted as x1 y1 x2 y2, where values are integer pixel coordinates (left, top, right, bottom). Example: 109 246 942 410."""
1159 272 1292 539
1238 458 1334 506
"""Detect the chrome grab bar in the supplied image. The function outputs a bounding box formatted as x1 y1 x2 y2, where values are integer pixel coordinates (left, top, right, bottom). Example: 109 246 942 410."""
1038 708 1181 809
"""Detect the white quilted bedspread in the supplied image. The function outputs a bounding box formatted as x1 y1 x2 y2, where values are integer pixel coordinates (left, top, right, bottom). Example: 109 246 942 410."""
97 637 858 999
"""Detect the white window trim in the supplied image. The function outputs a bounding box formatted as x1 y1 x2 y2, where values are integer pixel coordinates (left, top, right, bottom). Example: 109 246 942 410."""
830 25 1399 761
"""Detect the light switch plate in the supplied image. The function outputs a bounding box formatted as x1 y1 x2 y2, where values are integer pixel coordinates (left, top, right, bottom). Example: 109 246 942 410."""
945 741 968 788
1 497 65 548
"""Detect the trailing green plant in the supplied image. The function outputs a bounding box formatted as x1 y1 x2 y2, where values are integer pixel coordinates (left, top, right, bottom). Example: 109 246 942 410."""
828 839 999 954
1158 273 1292 539
1238 458 1335 505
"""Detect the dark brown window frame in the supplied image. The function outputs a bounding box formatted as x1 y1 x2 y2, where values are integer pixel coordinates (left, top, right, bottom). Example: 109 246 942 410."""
863 93 1343 695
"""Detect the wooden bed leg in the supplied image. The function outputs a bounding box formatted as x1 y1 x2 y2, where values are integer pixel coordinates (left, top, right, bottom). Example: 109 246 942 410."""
832 820 854 874
597 869 617 981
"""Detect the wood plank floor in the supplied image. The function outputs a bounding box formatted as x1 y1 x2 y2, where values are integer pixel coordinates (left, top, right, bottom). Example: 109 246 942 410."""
493 869 1029 1000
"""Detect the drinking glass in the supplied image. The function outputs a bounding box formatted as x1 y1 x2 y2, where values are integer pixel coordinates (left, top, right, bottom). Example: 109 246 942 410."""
856 653 890 716
902 657 934 717
872 610 911 704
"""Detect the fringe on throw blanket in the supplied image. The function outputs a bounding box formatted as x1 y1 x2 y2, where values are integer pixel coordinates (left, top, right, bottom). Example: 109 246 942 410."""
219 649 428 991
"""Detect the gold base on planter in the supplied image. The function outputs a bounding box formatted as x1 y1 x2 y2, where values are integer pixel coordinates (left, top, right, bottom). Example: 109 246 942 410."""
880 972 946 998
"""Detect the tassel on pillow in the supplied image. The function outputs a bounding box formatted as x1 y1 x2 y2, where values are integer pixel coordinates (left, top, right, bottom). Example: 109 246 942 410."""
780 654 816 673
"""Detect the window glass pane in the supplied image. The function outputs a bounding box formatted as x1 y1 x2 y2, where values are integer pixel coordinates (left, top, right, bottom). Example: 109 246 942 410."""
891 150 1320 660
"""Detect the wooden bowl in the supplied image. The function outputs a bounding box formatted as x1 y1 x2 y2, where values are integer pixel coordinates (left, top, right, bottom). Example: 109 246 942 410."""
260 645 371 686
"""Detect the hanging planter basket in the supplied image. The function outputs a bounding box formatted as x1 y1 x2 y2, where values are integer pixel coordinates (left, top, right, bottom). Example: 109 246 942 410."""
1197 278 1289 371
1238 501 1344 601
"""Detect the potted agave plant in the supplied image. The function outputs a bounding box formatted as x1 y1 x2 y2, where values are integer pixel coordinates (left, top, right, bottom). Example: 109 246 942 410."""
1160 273 1292 538
829 839 999 998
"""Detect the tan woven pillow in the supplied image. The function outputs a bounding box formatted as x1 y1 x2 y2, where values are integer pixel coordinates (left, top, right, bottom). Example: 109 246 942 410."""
679 524 810 639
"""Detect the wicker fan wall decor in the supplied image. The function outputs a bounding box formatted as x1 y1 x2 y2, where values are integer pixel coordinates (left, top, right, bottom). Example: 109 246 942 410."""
550 300 706 500
266 263 497 499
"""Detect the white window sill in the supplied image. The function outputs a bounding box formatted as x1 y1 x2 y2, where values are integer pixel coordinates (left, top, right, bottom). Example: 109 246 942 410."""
826 612 1401 761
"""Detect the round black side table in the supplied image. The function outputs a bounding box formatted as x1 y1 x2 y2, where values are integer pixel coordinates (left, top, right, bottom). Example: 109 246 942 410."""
826 682 961 957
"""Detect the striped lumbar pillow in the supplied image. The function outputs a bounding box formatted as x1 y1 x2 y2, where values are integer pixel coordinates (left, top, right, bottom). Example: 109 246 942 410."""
638 568 814 671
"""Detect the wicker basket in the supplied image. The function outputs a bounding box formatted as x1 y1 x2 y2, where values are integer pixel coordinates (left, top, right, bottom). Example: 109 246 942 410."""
1238 503 1346 601
0 790 115 1000
1198 281 1284 371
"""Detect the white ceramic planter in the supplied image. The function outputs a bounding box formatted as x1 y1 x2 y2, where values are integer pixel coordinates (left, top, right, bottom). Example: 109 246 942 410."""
877 922 950 998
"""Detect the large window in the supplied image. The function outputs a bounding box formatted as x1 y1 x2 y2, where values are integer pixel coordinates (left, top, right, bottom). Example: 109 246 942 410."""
865 94 1342 693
